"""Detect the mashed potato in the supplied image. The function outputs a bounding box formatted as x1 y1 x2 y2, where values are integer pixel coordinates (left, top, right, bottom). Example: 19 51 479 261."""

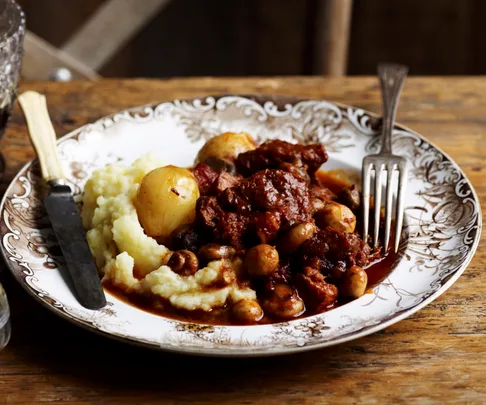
82 155 256 311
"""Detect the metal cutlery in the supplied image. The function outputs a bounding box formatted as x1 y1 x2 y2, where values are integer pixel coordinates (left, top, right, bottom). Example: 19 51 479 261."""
362 63 409 253
18 91 106 310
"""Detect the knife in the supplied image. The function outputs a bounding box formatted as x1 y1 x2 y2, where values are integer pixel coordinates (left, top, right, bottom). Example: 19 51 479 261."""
18 91 106 310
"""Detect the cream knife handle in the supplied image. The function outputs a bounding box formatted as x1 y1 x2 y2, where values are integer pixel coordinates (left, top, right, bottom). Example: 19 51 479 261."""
18 91 65 184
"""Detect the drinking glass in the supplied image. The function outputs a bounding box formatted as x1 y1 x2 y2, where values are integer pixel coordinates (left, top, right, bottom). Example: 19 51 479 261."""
0 0 24 136
0 0 25 351
0 283 10 351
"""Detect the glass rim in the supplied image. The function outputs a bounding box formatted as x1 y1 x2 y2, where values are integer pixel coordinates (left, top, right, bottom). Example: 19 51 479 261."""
0 0 25 46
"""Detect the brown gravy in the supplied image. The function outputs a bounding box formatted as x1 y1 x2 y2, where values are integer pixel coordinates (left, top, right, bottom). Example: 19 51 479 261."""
315 170 353 194
104 170 399 325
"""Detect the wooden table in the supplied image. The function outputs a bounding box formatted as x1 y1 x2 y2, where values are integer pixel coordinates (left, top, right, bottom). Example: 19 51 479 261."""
1 78 485 405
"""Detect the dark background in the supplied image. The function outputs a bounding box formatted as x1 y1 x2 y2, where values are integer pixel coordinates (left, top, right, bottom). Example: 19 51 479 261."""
19 0 486 77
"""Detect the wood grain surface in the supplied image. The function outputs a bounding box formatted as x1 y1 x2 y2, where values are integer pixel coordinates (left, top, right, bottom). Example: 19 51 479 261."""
0 78 485 405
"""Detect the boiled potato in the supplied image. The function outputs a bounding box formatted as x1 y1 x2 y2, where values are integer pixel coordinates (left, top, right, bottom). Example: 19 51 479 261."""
196 132 256 165
135 166 200 240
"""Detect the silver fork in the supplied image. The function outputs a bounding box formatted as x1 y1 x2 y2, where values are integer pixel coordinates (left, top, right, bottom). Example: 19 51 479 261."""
362 63 409 253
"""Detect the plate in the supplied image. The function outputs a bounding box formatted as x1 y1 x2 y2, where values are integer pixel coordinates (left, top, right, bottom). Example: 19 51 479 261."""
0 95 481 356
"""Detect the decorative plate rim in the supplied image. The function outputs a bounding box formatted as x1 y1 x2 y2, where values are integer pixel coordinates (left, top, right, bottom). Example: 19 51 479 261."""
0 94 481 357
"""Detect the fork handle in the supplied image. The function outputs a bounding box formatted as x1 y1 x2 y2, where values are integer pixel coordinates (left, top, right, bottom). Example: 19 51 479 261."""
378 63 408 154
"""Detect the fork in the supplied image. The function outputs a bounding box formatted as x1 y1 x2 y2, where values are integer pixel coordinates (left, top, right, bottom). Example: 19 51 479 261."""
362 63 409 253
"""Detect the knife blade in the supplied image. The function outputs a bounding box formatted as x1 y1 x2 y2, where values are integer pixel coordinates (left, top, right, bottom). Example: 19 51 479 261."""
18 91 106 310
44 184 106 309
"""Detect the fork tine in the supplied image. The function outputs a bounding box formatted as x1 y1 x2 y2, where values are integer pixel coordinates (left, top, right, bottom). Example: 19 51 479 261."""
362 161 372 242
373 163 383 248
394 162 408 252
383 163 395 251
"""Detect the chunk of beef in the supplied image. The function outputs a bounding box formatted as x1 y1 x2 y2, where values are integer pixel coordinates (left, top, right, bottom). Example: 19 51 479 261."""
253 211 281 244
295 267 338 311
220 169 312 229
263 259 292 291
192 163 218 195
196 196 224 229
309 184 335 202
337 185 360 212
171 225 204 253
213 171 242 194
196 197 249 249
195 169 312 249
309 184 336 213
193 163 242 196
236 140 328 176
217 212 250 249
278 162 310 183
298 227 370 275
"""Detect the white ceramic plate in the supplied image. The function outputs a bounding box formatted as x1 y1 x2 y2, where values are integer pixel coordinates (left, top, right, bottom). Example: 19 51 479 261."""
0 95 481 356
